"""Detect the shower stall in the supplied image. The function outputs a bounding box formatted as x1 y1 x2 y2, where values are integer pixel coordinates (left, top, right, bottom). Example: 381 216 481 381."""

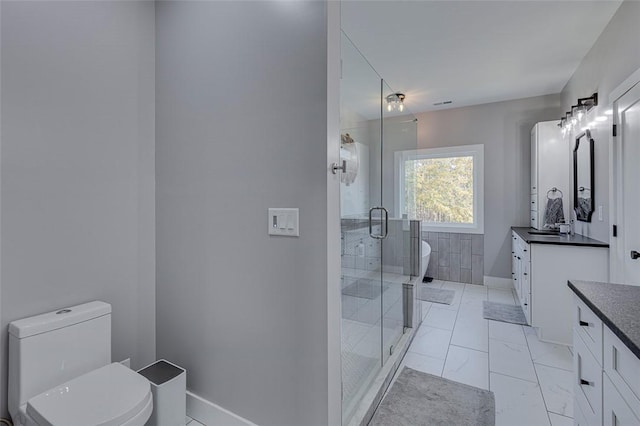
339 33 420 425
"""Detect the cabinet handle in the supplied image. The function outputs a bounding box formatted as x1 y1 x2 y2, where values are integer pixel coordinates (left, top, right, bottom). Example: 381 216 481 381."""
580 379 593 386
579 320 589 327
523 303 528 306
517 256 521 260
523 272 528 276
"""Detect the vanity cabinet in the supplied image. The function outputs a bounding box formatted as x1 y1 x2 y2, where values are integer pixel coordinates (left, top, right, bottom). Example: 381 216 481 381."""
511 229 608 344
571 295 640 425
530 121 570 229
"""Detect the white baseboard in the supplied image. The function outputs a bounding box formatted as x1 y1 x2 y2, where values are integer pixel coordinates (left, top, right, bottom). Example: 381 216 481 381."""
187 391 257 426
484 276 513 290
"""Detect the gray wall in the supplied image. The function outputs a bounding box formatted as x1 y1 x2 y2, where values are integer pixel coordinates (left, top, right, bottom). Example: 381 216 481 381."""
155 2 329 425
561 0 640 243
0 0 156 416
413 95 562 279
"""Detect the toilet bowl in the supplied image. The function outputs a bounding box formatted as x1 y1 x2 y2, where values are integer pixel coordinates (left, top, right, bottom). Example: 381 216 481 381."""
8 302 153 426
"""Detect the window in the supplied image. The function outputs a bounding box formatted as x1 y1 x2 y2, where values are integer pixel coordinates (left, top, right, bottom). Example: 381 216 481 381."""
395 144 484 233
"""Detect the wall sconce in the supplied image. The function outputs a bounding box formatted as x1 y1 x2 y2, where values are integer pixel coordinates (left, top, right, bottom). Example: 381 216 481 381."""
386 93 405 112
558 93 598 136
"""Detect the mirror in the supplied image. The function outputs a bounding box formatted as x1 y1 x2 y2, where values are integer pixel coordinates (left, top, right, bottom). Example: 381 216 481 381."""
573 130 595 222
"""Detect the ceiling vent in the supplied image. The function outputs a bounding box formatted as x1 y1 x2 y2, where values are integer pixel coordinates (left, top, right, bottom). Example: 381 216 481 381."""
433 101 453 106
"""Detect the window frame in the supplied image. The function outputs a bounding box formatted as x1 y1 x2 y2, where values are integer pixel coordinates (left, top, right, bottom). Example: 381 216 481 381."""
395 144 484 234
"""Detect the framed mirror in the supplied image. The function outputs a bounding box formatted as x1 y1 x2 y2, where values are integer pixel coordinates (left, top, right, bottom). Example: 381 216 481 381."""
573 130 595 222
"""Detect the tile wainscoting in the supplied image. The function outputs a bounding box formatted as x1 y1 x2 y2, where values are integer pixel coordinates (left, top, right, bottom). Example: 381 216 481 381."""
422 232 484 284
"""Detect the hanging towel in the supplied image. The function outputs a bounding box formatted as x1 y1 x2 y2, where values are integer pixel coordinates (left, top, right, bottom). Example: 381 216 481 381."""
544 197 565 227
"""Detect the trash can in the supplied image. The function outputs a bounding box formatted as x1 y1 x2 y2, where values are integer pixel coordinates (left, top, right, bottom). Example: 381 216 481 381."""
138 359 186 426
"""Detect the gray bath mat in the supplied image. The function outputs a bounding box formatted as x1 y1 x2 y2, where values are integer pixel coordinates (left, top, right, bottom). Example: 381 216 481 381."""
370 367 495 426
342 279 389 300
483 301 527 325
418 286 455 305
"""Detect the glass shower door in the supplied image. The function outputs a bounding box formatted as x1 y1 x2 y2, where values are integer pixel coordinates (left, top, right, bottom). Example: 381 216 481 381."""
339 33 418 425
339 33 383 425
380 94 417 364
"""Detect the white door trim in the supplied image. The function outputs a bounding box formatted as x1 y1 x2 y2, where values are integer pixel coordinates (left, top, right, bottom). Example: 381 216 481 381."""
610 67 640 283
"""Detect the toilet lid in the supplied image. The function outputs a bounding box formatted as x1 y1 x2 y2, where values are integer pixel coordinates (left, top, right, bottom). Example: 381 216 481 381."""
27 363 151 426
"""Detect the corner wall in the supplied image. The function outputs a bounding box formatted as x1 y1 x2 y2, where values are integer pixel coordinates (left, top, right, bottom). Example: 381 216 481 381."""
0 0 156 416
560 0 640 243
155 2 331 425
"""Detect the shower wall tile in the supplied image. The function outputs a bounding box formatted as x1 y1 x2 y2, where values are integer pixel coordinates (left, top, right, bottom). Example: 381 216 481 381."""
461 239 472 269
461 268 472 284
422 231 484 283
438 238 450 256
472 234 484 255
471 254 484 284
438 266 450 281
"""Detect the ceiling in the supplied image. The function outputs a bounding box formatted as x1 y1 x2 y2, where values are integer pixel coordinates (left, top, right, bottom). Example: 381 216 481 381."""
341 0 622 117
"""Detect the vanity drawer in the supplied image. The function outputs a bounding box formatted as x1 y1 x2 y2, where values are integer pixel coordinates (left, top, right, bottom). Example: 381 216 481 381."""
603 327 640 419
603 373 640 426
574 297 603 363
574 395 590 426
574 329 603 425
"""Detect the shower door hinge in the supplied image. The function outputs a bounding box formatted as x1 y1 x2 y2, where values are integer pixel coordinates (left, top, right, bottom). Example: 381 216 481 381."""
613 224 618 237
613 124 617 137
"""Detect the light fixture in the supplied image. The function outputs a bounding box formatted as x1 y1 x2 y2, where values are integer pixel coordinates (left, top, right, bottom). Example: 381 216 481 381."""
605 109 613 115
596 116 608 122
557 93 598 135
386 93 405 112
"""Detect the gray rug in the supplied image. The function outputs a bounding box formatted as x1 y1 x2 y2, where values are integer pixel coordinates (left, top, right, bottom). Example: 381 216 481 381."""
483 301 527 325
418 286 455 305
370 367 495 426
342 279 389 300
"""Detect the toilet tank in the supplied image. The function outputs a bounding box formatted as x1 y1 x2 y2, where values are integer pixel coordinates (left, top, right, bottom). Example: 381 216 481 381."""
8 301 111 416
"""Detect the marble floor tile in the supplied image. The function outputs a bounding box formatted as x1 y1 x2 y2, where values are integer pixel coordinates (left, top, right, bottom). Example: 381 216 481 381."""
490 372 551 426
488 288 517 305
489 321 527 345
535 364 573 418
525 331 573 371
548 412 573 426
451 316 489 352
423 306 458 330
400 351 445 377
408 326 452 360
442 345 489 390
489 339 538 383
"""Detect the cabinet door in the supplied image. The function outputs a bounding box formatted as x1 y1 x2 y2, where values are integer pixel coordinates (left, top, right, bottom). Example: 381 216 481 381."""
531 126 538 194
574 329 603 425
604 374 640 426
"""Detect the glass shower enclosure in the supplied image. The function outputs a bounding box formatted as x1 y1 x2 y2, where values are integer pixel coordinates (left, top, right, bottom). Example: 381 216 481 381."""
339 33 418 424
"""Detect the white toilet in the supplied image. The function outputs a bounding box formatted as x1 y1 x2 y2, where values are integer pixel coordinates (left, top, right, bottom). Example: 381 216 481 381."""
8 301 153 426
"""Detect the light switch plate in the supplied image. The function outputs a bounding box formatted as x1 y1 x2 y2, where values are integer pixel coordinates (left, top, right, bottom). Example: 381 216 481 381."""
268 208 299 237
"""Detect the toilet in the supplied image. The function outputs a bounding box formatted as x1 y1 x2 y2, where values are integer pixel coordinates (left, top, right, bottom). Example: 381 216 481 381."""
8 301 153 426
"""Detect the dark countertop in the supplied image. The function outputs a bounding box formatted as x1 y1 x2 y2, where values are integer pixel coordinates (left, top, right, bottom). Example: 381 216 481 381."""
568 280 640 360
512 227 609 248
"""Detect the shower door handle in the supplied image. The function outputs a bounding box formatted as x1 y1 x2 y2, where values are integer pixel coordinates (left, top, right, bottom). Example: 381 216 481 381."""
369 207 389 240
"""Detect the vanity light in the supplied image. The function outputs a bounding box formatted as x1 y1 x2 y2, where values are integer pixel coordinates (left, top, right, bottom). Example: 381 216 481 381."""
557 93 598 134
605 109 613 115
386 93 405 113
596 116 608 122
